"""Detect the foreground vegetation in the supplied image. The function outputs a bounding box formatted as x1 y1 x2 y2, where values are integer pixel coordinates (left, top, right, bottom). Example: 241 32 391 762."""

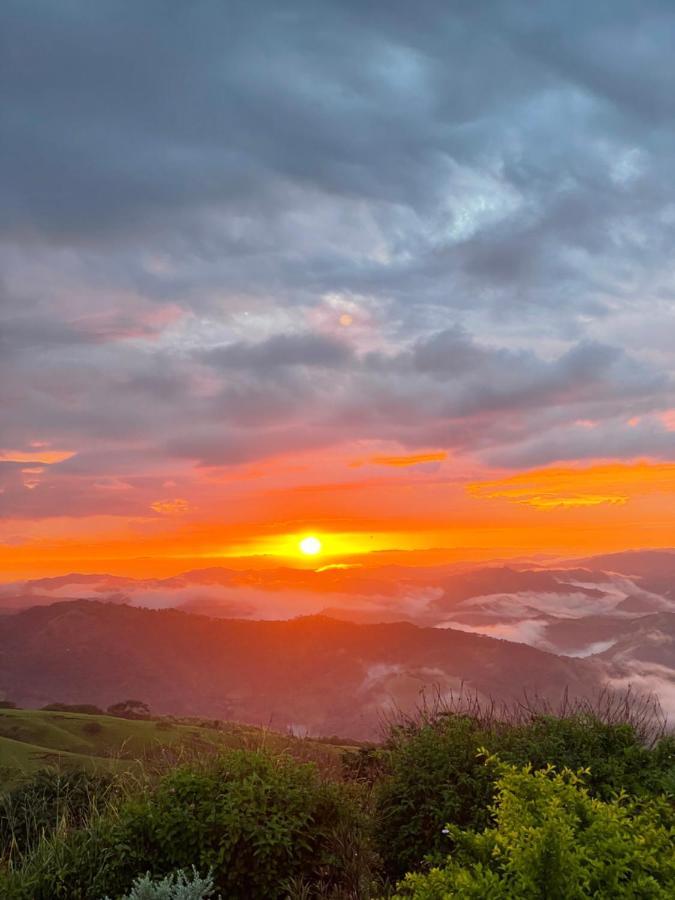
0 694 673 898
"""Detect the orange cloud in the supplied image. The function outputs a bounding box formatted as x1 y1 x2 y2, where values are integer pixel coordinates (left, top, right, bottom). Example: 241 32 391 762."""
0 448 76 464
469 460 675 510
150 498 191 515
359 451 447 467
515 494 627 510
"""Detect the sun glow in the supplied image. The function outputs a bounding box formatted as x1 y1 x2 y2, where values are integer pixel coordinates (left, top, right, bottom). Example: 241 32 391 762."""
299 535 322 555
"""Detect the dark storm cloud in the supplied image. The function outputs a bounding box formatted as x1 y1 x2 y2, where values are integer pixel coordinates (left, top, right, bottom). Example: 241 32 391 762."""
3 0 675 512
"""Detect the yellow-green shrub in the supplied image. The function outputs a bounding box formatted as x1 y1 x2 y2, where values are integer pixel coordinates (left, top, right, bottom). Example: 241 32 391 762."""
393 759 675 899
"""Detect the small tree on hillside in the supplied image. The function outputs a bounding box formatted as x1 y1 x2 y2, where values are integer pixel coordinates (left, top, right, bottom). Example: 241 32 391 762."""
107 699 151 719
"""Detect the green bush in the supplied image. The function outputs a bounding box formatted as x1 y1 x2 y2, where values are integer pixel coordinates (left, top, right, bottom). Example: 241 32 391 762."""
497 715 675 799
392 759 675 899
375 715 495 878
3 750 372 900
375 713 675 878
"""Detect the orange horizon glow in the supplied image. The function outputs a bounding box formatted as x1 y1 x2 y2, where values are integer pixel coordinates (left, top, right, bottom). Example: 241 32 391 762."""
3 453 675 581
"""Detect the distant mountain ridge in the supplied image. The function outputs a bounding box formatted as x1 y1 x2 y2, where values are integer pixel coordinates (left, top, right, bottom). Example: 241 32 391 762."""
0 600 603 740
2 550 674 725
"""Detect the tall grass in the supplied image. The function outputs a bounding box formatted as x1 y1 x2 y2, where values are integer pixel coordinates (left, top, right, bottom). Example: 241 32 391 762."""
0 766 145 869
382 684 667 747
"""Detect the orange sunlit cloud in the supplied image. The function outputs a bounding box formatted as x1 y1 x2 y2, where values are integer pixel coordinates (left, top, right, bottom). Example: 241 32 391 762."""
469 460 675 509
150 498 191 515
0 448 76 464
353 451 448 468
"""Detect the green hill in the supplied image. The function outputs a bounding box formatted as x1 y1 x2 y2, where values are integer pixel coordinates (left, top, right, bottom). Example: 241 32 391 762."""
0 707 351 787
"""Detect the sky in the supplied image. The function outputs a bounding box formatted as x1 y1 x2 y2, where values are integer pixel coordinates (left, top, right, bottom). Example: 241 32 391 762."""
2 0 675 578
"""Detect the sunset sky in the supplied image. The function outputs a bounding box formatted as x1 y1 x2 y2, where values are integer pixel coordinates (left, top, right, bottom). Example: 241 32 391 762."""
3 1 675 578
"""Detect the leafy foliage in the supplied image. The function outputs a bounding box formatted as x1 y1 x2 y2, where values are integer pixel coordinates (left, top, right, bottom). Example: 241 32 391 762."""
1 702 673 899
392 759 675 898
375 712 675 878
1 751 371 899
375 715 495 878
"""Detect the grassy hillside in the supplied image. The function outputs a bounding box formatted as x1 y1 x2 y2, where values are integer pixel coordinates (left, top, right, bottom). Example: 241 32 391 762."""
0 707 351 787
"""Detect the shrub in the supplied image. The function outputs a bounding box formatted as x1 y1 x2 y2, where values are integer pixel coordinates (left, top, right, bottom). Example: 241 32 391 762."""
116 751 368 899
375 711 675 878
496 714 674 799
0 701 17 709
82 721 104 736
107 700 151 719
342 746 389 785
375 715 495 878
108 866 218 899
392 759 675 898
3 750 373 900
41 704 104 715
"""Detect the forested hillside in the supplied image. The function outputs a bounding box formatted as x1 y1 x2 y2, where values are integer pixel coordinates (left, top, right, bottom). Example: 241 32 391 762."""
0 600 602 740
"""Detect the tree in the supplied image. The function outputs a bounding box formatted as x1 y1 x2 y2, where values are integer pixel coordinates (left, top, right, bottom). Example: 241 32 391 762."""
107 699 151 719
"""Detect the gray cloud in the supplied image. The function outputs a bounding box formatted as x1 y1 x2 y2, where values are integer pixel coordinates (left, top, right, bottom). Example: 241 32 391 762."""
205 333 353 371
3 0 675 514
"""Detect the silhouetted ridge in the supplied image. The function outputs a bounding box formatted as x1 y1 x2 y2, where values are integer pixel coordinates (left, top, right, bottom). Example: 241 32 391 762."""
0 600 603 739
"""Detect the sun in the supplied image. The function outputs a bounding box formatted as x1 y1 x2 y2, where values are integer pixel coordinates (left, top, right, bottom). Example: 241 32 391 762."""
299 535 322 556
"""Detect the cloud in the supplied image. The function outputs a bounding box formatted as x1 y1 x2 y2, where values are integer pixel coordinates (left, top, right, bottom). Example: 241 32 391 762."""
3 0 675 544
360 451 447 467
469 462 675 509
204 333 353 371
0 449 76 465
520 495 628 510
606 661 675 718
438 617 550 647
150 498 190 516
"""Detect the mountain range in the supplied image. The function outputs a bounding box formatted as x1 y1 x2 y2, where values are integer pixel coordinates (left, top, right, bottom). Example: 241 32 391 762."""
1 549 673 736
0 599 603 740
